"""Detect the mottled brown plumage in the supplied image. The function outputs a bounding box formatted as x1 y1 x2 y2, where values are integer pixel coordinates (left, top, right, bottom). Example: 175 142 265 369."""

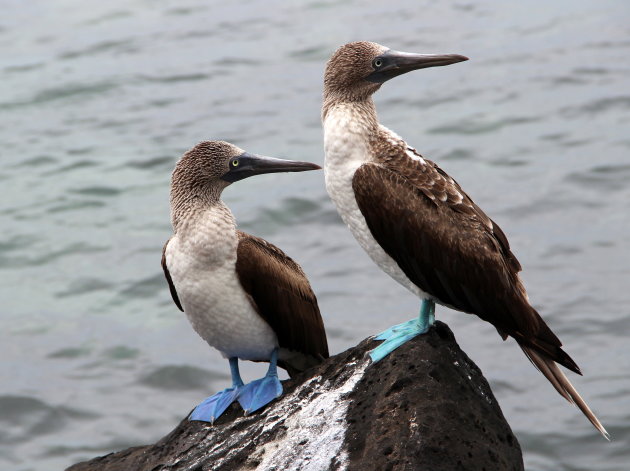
163 229 329 376
169 141 235 231
235 231 329 375
352 162 578 374
162 140 327 377
323 41 607 437
323 42 386 119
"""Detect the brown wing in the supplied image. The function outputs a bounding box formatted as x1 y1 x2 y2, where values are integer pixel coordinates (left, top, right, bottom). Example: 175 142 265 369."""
161 238 183 312
352 162 579 374
235 231 329 363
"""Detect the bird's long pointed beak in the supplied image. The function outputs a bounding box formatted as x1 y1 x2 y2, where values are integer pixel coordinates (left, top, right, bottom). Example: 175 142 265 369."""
366 50 468 84
222 152 321 183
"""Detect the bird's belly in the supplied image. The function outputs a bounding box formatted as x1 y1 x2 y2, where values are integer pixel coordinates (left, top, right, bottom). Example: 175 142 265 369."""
324 149 429 301
166 243 278 361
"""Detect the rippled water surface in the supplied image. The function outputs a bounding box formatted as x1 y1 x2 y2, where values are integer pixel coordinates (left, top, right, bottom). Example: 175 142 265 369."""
1 1 629 469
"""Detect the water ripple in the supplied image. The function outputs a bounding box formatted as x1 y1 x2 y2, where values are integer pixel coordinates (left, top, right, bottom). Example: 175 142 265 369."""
565 164 630 191
55 278 114 298
70 186 122 197
46 160 99 175
48 200 106 213
428 115 540 135
561 96 630 118
139 73 211 84
0 242 108 269
47 347 92 359
126 155 174 170
0 235 40 253
1 82 118 110
0 396 97 444
4 62 45 73
120 274 164 299
59 40 138 60
139 365 228 390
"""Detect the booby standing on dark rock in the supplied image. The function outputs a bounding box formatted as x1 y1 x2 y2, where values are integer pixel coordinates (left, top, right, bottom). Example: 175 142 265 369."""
322 41 607 437
162 141 328 422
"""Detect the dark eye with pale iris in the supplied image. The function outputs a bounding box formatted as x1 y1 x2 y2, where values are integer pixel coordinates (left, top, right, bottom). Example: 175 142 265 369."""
231 159 239 167
373 58 383 68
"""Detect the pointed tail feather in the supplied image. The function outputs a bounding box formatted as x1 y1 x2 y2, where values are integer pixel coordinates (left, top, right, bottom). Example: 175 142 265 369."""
519 345 609 440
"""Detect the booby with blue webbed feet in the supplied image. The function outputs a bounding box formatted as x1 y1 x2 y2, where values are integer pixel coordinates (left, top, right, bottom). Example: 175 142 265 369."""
162 141 328 422
322 41 607 438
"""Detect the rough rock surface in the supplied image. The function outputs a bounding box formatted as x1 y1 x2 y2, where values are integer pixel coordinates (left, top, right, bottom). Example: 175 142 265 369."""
67 322 523 471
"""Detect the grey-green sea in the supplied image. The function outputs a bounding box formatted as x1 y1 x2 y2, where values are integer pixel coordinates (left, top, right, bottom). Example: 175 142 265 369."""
1 1 629 469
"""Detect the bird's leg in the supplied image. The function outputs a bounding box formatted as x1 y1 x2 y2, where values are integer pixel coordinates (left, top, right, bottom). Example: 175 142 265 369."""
237 348 283 415
189 357 244 423
369 299 436 363
420 298 435 331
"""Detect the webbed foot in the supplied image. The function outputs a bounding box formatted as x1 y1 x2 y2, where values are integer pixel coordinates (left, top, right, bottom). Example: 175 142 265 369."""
189 386 241 423
237 374 283 414
369 299 435 363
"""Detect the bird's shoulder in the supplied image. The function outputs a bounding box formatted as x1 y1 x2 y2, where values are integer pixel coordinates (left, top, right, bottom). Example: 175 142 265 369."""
235 231 315 299
371 127 481 216
235 231 328 361
237 231 306 275
364 128 521 272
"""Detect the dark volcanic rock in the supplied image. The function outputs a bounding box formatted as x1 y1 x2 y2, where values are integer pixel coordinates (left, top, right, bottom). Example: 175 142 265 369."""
67 322 523 471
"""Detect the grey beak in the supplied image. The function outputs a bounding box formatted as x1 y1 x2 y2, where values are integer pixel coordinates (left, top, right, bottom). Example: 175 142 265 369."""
222 152 321 183
366 50 468 84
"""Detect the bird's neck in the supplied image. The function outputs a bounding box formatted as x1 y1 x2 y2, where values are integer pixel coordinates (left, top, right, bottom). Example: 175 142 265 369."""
322 97 380 174
170 196 238 266
322 95 379 130
170 188 235 236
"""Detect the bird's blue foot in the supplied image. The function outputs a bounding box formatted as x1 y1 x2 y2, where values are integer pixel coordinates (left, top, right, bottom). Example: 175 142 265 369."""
189 350 284 422
189 386 241 423
369 299 435 363
237 375 283 414
189 357 244 423
237 348 283 414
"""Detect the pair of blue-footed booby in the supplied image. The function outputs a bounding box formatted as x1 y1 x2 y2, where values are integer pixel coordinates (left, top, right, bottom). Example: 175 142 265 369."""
162 141 328 422
160 41 606 438
322 41 608 438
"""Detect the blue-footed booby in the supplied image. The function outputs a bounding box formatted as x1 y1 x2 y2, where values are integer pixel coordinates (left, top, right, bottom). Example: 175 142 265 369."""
162 141 328 422
322 41 607 438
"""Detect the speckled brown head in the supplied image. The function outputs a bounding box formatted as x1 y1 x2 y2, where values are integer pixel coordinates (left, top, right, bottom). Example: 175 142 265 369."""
170 141 321 223
171 141 241 193
172 140 320 191
324 41 388 102
324 41 468 102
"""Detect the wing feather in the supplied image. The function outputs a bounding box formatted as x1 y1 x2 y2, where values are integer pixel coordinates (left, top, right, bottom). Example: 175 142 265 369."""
352 162 579 373
235 231 329 365
161 238 183 312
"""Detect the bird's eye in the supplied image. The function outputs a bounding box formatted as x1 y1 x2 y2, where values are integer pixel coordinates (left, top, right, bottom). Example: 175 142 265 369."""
373 58 383 68
231 159 239 167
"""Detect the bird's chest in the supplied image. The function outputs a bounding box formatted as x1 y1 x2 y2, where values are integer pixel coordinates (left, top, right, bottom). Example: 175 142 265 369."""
323 110 425 299
323 108 372 238
166 213 277 360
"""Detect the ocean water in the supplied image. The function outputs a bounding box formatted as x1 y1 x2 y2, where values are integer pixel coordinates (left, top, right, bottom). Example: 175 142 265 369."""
1 1 629 469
